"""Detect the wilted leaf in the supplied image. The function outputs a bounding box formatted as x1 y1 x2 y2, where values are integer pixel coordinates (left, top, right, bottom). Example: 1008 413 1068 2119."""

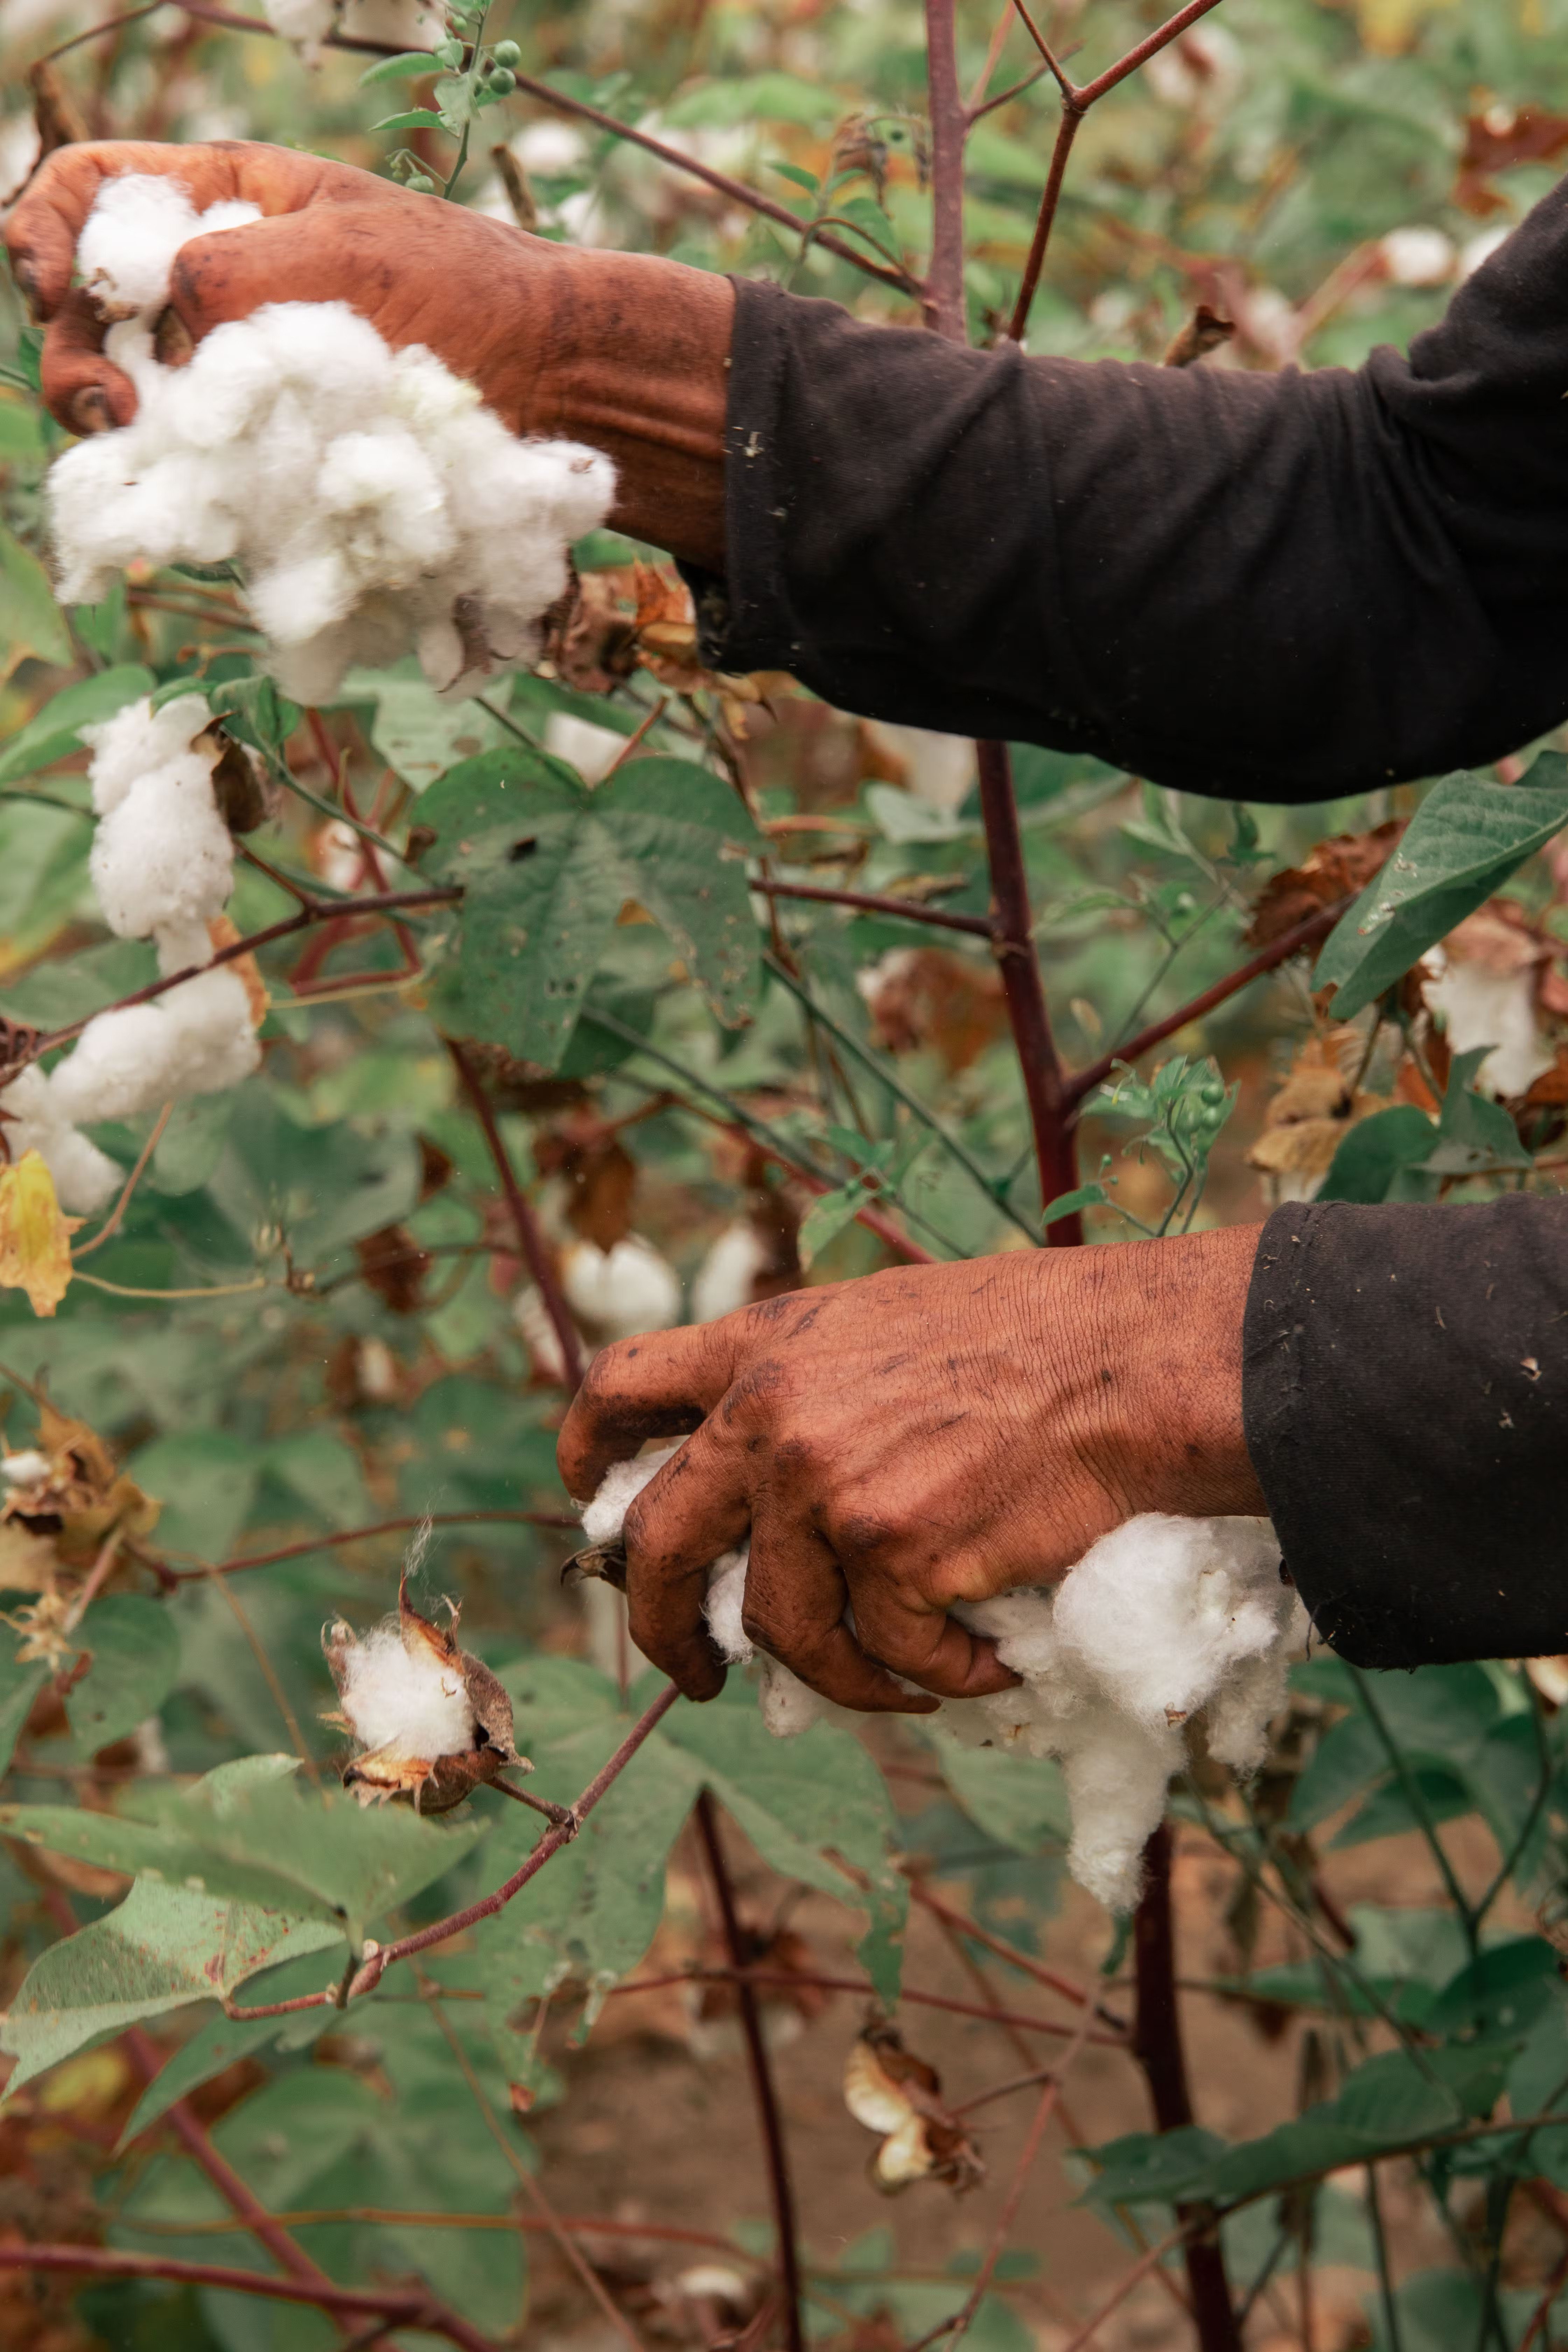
0 1150 81 1316
844 2023 983 2194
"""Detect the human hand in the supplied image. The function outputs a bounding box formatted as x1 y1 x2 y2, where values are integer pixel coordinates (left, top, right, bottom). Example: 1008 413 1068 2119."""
557 1225 1267 1712
4 139 731 565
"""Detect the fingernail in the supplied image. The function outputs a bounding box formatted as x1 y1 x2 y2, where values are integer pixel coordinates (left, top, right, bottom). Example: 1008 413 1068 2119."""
152 304 194 368
68 385 112 435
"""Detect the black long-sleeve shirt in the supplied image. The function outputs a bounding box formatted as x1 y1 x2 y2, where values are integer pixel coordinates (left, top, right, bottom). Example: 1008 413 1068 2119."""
693 190 1568 1669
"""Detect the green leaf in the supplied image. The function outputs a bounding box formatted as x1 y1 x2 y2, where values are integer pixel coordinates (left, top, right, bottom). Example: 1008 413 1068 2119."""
927 1730 1071 1854
124 1430 262 1562
0 1762 482 1944
666 71 838 129
797 1178 871 1268
374 105 449 131
117 1949 340 2146
0 666 154 786
422 748 759 1067
662 1688 908 2001
1 1879 341 2098
1038 1181 1108 1226
358 48 438 81
338 664 517 788
1317 1103 1438 1204
59 1594 181 1762
1420 1047 1532 1176
0 1644 46 1778
0 522 73 681
1317 762 1568 1016
203 670 300 757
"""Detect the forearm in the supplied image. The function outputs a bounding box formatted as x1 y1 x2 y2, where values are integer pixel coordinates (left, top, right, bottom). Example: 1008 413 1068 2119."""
1244 1195 1568 1666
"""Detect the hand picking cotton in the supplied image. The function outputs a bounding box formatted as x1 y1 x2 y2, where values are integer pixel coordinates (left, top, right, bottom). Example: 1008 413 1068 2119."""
581 1450 1304 1912
0 693 262 1214
51 175 616 703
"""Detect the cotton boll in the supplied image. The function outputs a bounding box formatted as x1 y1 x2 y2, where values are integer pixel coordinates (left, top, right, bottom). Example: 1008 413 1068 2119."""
83 693 209 817
91 751 236 939
692 1221 774 1324
1423 953 1553 1098
76 175 203 314
758 1657 829 1738
159 966 262 1093
578 1441 682 1549
560 1236 682 1340
155 918 216 978
36 1123 122 1215
1056 1708 1181 1913
46 1004 183 1125
334 1620 476 1757
861 721 975 816
703 1552 753 1664
1379 226 1455 287
262 0 338 46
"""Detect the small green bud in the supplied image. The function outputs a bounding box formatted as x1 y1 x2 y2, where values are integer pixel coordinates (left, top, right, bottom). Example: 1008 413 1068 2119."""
488 65 516 93
406 170 437 192
492 38 519 65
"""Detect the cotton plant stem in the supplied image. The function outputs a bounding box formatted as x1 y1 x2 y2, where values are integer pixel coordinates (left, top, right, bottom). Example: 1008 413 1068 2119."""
1132 1824 1241 2352
70 1101 173 1257
163 1508 576 1585
974 742 1081 1238
1063 896 1352 1108
145 2209 760 2258
909 1882 1128 2030
693 1792 806 2352
446 1038 586 1392
1057 2225 1195 2352
0 2247 490 2348
922 0 969 338
906 1998 1098 2351
597 1966 1127 2045
34 887 460 1056
749 876 991 937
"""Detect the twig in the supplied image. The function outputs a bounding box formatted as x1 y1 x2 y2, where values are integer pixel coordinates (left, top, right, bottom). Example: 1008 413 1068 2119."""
35 888 459 1056
694 1792 805 2352
447 1039 585 1392
967 63 1051 124
750 876 990 937
1057 2226 1195 2352
604 698 668 777
138 2207 760 2257
905 1998 1098 2350
61 1518 126 1634
1063 896 1351 1107
598 1966 1127 2044
165 1509 577 1586
909 1881 1127 2029
204 1564 318 1775
70 1103 173 1258
0 2247 490 2348
1132 1825 1240 2352
922 0 968 337
974 743 1079 1238
1518 2233 1568 2352
1005 0 1228 342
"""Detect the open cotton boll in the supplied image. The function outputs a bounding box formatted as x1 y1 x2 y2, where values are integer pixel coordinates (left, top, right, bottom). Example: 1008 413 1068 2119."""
91 753 237 941
0 1066 120 1216
76 175 261 316
691 1222 776 1324
334 1620 476 1758
560 1236 682 1340
1424 951 1553 1099
52 183 618 702
82 693 210 818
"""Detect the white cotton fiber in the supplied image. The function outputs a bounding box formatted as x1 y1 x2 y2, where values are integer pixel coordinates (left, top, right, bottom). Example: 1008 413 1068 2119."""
692 1221 772 1324
336 1620 475 1758
49 176 617 703
560 1236 682 1341
583 1449 1304 1914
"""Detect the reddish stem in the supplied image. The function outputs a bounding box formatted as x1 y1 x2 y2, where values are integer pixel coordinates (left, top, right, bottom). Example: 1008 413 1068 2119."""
750 876 990 937
1064 896 1350 1110
975 743 1080 1239
694 1794 806 2352
0 2247 489 2348
35 887 458 1054
447 1039 586 1393
1132 1825 1240 2352
923 0 969 338
166 1508 578 1586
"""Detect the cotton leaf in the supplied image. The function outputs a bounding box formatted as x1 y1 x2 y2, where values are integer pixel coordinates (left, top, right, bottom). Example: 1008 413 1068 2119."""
0 1150 82 1316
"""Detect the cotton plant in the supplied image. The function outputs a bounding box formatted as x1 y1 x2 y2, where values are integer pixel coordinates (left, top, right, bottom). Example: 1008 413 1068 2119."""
580 1447 1303 1913
52 173 616 704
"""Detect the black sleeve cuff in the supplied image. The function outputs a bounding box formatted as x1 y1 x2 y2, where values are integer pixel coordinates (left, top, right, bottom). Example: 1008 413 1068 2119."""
1243 1196 1568 1668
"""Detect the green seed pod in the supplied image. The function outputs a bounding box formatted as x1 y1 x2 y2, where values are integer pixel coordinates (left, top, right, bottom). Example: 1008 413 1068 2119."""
406 170 437 193
492 38 519 65
488 65 516 93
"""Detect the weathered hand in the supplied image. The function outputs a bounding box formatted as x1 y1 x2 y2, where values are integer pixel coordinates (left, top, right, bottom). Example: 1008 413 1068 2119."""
557 1226 1267 1713
4 139 731 564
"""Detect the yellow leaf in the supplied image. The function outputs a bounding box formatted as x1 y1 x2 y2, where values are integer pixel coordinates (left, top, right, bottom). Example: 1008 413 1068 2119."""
0 1151 82 1317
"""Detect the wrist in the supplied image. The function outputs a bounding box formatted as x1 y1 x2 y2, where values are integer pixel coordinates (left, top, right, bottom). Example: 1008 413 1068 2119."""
1032 1226 1266 1521
520 241 733 569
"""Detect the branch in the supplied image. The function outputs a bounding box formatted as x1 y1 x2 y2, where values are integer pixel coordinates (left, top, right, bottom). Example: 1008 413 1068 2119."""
975 743 1079 1239
36 888 458 1055
908 1879 1127 2029
1063 895 1349 1109
0 2248 492 2350
922 0 969 338
694 1793 805 2352
1059 2225 1196 2352
750 876 991 938
1005 0 1228 342
906 1998 1098 2351
1132 1824 1240 2352
167 1508 579 1587
162 1 916 296
447 1040 586 1392
602 1966 1128 2045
